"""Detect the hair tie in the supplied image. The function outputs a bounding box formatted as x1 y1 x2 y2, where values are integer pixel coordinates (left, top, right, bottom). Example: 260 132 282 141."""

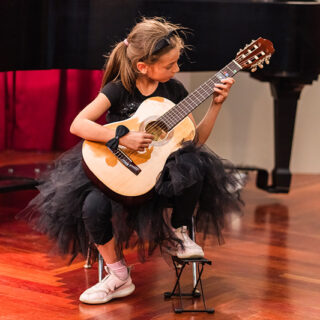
123 39 129 47
106 125 129 151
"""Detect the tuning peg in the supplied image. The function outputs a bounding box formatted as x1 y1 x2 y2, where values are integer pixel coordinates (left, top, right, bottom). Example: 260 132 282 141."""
251 67 257 72
265 58 270 65
258 63 264 69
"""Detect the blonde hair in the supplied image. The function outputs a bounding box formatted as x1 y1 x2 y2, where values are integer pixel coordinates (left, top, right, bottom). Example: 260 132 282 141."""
101 17 188 93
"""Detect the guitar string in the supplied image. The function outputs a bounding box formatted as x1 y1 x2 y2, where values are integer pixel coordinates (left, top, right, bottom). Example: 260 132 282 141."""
148 53 262 150
140 58 246 134
119 70 246 159
138 62 240 137
108 55 256 161
122 83 220 158
145 72 221 132
144 61 240 133
120 52 265 159
118 57 251 158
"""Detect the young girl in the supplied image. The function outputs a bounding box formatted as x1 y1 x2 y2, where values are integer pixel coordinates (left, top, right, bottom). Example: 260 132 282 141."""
21 17 242 305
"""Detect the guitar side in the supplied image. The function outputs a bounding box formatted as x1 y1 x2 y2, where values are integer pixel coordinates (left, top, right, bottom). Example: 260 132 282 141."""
82 97 196 200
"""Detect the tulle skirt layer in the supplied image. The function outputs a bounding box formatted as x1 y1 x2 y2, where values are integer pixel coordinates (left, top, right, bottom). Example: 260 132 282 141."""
18 141 243 261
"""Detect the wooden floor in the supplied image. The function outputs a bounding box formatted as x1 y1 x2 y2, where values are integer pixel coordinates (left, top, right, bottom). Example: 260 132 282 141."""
1 152 320 320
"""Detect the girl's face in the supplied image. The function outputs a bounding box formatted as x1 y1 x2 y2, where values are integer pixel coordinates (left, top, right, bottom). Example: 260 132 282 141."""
146 47 181 82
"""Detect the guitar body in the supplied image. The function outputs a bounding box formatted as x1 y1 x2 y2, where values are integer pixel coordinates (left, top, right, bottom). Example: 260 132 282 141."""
82 96 196 202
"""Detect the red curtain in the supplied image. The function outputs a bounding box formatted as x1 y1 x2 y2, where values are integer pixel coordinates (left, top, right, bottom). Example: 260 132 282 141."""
0 69 103 151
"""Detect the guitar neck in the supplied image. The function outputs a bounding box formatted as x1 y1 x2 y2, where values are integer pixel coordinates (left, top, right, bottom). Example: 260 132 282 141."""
159 59 242 131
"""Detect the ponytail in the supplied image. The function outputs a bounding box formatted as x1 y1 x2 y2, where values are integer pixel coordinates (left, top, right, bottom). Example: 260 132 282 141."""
101 41 136 93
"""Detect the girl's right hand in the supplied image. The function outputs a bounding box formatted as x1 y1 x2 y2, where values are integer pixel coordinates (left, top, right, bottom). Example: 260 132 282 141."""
119 131 154 151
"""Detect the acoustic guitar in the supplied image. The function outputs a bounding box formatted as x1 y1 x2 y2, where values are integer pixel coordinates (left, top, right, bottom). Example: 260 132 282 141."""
82 38 274 202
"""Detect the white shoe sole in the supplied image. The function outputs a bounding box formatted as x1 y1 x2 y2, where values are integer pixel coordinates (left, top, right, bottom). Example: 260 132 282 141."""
165 247 205 259
80 283 135 305
177 252 204 259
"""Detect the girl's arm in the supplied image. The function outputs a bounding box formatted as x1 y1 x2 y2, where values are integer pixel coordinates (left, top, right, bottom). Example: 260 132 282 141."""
70 93 114 142
195 78 235 145
70 93 153 151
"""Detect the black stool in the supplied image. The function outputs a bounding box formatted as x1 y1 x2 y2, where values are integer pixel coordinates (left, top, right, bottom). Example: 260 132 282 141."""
164 256 214 314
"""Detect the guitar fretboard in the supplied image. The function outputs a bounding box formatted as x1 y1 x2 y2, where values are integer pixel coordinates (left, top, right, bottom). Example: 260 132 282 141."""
158 60 242 131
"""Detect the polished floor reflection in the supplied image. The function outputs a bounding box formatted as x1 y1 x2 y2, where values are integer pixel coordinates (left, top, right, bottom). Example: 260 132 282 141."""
1 155 319 319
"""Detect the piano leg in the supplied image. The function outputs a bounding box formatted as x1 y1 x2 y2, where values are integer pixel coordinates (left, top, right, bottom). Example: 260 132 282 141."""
268 79 304 193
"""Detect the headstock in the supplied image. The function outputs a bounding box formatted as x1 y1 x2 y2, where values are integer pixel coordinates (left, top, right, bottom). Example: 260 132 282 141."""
235 38 275 72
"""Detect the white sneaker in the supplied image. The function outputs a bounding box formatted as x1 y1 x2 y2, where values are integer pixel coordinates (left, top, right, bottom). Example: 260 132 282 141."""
79 266 135 304
173 226 204 259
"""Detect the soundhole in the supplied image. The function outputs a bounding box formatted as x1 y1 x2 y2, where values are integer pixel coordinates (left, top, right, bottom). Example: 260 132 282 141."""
145 121 168 142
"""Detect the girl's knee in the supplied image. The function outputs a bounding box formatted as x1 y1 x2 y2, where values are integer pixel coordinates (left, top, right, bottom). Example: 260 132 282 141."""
82 189 113 244
82 189 112 220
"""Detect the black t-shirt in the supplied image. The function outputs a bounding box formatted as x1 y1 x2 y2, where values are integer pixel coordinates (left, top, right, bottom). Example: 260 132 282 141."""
100 78 188 123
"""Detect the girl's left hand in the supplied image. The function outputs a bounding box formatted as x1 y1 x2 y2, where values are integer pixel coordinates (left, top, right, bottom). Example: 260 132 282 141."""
212 78 235 106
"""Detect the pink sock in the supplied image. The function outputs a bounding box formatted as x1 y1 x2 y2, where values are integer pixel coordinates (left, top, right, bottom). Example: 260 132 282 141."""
106 260 128 280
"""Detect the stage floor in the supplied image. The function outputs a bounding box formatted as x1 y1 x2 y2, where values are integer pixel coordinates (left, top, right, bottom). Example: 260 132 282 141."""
1 152 320 320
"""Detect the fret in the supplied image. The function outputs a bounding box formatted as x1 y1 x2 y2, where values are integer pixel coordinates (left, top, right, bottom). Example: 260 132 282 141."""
196 87 207 98
225 66 234 76
215 72 226 81
198 85 207 97
201 81 213 94
220 68 232 78
206 78 216 89
171 108 185 123
229 62 238 72
232 60 242 71
192 93 203 104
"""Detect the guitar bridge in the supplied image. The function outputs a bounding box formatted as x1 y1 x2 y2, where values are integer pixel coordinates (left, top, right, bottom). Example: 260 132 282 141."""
108 147 141 175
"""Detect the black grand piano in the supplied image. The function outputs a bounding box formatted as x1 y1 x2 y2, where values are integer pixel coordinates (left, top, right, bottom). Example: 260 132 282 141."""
1 0 320 193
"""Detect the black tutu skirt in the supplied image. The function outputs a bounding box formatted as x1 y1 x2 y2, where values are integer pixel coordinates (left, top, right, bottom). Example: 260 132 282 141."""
18 141 243 262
